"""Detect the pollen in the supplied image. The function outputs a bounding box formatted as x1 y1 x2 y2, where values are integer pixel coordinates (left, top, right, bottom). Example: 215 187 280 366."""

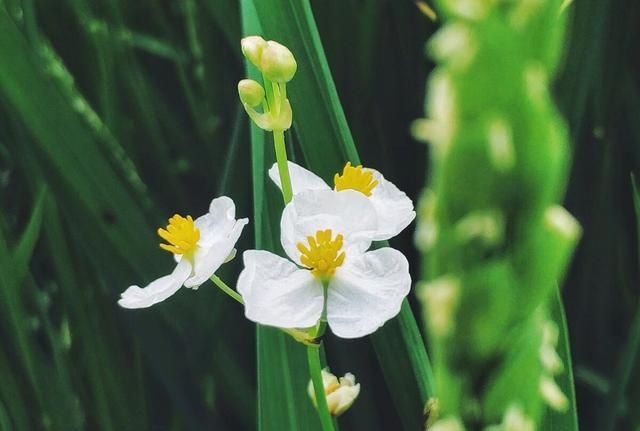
297 229 346 279
334 162 378 197
157 214 200 256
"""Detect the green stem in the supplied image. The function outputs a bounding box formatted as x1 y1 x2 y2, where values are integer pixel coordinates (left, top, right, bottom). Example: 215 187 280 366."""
210 274 243 304
273 129 293 203
307 345 335 431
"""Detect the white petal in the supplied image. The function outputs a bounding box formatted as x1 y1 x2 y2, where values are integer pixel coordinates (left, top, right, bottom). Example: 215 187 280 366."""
118 258 192 309
280 189 378 264
368 170 416 240
184 218 249 288
268 161 330 195
326 248 411 338
195 196 237 247
237 250 324 328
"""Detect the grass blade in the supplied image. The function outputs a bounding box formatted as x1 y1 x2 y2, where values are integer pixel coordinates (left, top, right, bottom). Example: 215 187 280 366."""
597 176 640 430
249 1 434 429
241 2 323 430
542 288 580 430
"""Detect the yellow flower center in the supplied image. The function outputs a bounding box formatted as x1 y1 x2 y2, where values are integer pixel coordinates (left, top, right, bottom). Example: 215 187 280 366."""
334 162 379 197
297 229 346 279
157 214 200 256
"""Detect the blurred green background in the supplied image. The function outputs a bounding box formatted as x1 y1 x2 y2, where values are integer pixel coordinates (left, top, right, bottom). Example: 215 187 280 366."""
0 0 638 430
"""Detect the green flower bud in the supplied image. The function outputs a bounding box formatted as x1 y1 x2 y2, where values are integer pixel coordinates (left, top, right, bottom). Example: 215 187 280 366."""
539 375 568 412
261 41 297 83
241 35 267 67
238 79 265 107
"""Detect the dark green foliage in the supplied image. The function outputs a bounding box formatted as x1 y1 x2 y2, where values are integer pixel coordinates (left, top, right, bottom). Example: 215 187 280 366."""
0 0 637 430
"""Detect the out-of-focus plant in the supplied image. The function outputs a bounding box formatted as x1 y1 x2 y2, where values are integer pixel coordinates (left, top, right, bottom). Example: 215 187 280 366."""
413 0 581 428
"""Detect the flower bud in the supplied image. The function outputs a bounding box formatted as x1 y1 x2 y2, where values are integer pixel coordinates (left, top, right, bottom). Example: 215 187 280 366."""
501 404 534 431
241 36 267 67
540 321 563 374
261 41 297 83
539 375 568 412
238 79 265 107
418 277 460 338
429 417 465 431
307 369 360 416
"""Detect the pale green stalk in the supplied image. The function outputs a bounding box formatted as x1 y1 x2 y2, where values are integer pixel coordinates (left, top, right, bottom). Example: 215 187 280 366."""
239 39 330 427
210 274 243 304
307 345 335 431
273 129 293 203
270 92 331 430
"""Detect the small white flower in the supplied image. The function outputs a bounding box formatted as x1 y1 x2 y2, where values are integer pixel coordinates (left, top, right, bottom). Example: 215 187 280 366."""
269 161 415 241
119 196 249 309
237 189 411 338
307 368 360 416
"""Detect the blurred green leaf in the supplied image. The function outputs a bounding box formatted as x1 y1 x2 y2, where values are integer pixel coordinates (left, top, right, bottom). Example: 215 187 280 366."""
13 185 46 284
0 9 157 276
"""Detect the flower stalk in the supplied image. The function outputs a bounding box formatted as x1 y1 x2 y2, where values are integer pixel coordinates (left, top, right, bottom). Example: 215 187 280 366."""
307 344 336 431
273 128 293 203
210 274 243 304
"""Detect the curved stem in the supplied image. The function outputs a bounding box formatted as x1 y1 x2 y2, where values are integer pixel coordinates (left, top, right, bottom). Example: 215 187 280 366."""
210 274 243 304
307 345 335 431
273 129 293 203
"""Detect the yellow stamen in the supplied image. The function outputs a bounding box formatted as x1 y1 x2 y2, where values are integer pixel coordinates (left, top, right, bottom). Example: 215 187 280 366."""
297 229 345 279
334 162 379 197
158 214 200 256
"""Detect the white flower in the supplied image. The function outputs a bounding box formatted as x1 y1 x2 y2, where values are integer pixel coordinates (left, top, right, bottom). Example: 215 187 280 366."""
237 189 411 338
307 368 360 416
119 196 249 309
269 161 415 241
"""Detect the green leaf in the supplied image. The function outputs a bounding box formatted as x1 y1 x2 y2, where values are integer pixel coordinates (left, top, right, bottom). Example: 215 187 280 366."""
542 288 580 430
13 185 46 285
242 2 323 430
246 0 433 429
0 9 157 276
0 10 220 429
596 176 640 430
0 229 39 429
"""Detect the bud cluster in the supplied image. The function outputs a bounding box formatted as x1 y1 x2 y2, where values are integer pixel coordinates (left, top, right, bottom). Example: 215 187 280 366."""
238 36 297 132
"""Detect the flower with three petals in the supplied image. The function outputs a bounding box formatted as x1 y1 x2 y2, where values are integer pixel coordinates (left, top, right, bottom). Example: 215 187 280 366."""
237 189 411 338
269 161 415 241
119 197 249 309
